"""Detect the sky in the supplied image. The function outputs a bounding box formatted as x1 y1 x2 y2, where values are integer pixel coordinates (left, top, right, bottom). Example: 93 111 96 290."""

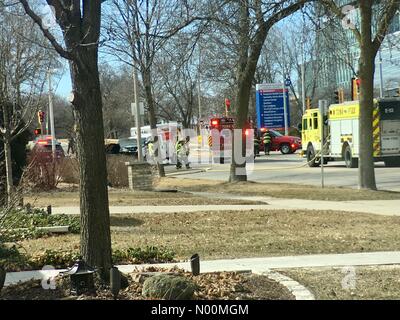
55 68 72 98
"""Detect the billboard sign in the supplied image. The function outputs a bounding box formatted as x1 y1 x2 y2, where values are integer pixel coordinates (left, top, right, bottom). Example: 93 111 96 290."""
256 83 290 131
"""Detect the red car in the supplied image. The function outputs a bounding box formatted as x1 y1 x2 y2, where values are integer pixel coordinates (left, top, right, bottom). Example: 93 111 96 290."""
259 129 302 154
29 136 65 163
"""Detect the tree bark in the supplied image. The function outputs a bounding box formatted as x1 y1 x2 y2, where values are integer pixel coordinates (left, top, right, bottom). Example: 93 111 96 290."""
19 0 113 281
358 1 377 190
70 48 112 277
142 68 165 177
230 0 267 182
2 103 13 204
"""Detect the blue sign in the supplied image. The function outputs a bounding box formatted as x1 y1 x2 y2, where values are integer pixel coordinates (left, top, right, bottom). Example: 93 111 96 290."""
285 78 292 87
256 84 291 131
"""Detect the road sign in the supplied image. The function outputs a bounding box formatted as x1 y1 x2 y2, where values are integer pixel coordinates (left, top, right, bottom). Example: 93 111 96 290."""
131 102 145 116
256 83 291 131
285 78 292 87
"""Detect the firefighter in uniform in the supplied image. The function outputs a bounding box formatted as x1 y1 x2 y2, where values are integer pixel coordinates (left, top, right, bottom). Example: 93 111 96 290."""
146 138 154 161
263 129 272 155
176 136 191 169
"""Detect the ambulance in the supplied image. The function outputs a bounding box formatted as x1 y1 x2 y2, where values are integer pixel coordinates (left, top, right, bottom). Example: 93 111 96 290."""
301 98 400 168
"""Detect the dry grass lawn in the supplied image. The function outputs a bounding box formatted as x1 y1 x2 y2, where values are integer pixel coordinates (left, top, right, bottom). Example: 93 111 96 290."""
24 188 261 207
281 265 400 300
19 210 400 260
158 177 400 201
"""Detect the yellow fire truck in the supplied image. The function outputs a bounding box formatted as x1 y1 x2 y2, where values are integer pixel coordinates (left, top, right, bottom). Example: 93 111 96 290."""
302 98 400 168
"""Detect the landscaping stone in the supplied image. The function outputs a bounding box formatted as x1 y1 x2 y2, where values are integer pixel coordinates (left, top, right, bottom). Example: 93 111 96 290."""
142 274 196 300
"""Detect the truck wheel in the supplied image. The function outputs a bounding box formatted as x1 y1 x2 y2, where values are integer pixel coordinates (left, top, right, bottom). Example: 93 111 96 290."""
214 157 224 164
280 144 291 155
307 145 320 167
344 145 358 168
384 157 400 167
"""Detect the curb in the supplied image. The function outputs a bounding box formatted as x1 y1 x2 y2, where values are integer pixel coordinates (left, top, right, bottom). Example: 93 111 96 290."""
257 270 315 301
165 169 207 177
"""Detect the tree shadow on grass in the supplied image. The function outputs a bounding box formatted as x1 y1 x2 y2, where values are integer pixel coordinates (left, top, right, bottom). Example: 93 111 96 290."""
110 216 144 227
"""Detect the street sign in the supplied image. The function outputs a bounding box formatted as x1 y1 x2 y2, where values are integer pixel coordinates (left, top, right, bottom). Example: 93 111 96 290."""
256 83 291 131
285 78 292 87
131 102 145 116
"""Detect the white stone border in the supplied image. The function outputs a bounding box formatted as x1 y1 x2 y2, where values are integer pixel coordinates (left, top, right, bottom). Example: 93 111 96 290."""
255 270 315 300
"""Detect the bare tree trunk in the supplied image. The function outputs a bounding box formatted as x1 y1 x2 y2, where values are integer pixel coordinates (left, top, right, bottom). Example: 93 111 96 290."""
4 139 13 204
358 1 377 190
2 104 13 204
70 49 112 277
143 69 165 177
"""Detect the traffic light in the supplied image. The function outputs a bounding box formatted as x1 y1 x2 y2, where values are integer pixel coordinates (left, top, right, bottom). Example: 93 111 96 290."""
225 98 231 110
351 77 360 101
34 128 42 136
306 97 311 109
37 111 45 124
225 98 231 116
334 90 340 103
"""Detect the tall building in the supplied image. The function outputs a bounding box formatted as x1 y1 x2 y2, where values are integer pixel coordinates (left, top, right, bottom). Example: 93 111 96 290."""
312 0 400 102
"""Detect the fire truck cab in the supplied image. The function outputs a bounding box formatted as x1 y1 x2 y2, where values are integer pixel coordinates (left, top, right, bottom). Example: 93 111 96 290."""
208 117 253 164
302 98 400 168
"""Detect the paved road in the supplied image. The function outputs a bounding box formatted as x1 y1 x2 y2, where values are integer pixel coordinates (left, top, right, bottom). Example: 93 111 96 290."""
173 152 400 191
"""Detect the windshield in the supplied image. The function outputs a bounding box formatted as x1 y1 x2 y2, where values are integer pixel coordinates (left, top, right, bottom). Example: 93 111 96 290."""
270 130 283 137
119 137 146 146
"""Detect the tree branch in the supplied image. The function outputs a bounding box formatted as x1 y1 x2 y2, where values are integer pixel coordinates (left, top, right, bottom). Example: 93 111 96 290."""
18 0 73 60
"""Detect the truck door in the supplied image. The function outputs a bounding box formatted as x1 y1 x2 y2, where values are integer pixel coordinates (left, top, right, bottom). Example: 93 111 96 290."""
379 99 400 155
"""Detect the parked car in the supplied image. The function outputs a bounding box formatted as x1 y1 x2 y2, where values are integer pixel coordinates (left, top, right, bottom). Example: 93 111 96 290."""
118 137 146 157
259 129 302 154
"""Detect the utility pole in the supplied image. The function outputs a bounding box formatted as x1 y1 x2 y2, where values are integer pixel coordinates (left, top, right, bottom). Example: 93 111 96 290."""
133 67 143 162
197 45 202 122
282 39 289 136
48 70 56 157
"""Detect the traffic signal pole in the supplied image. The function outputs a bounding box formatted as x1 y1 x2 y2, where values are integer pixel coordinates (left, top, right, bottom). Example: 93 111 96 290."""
48 70 56 157
133 67 144 162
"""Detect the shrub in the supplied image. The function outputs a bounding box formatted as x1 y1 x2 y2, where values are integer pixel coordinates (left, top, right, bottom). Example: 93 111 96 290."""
28 249 81 270
59 155 131 188
112 246 176 264
106 154 131 188
1 246 176 272
0 208 80 241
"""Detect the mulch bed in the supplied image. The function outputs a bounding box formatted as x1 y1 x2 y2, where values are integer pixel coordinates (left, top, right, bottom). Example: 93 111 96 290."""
0 267 294 300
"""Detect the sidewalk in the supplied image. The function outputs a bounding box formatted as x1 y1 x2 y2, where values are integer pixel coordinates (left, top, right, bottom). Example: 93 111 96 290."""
50 197 400 216
188 192 400 216
5 251 400 286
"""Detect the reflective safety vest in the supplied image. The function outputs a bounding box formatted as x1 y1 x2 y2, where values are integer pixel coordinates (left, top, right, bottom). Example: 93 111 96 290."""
176 141 185 155
263 132 271 144
254 137 260 147
148 142 154 156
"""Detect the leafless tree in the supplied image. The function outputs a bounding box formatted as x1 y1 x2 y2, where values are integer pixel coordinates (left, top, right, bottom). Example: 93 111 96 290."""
105 0 208 176
18 0 113 278
0 5 52 204
218 0 309 182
